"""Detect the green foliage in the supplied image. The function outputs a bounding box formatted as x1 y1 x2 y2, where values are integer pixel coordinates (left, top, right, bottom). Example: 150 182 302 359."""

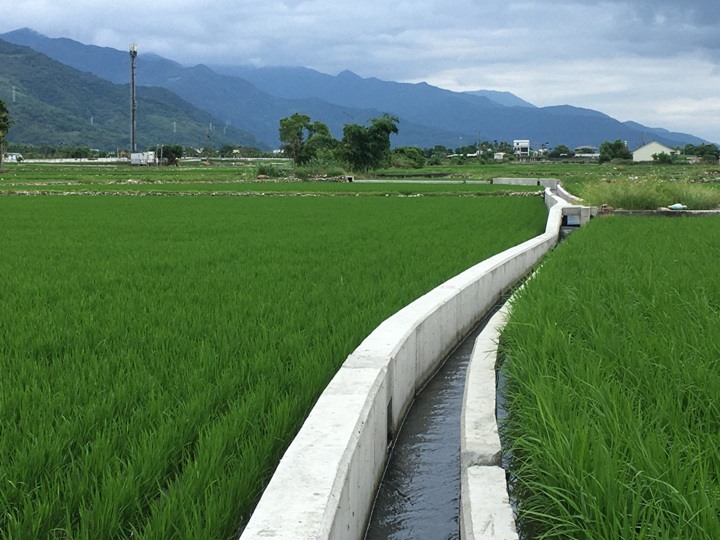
218 144 236 158
0 41 264 151
455 143 479 155
294 155 346 180
256 163 286 178
0 98 10 139
0 162 542 194
652 151 674 164
216 145 262 159
0 195 546 538
683 142 720 163
278 113 336 165
160 144 184 165
72 146 95 158
391 146 426 169
340 114 399 172
548 144 574 158
500 217 720 539
0 98 10 169
579 177 720 209
599 139 632 163
426 144 451 158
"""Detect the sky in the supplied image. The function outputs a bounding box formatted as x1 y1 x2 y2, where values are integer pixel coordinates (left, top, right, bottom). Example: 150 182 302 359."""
2 0 719 143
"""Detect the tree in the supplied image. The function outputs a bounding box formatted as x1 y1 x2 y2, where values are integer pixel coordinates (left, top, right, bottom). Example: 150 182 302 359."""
653 152 674 165
68 146 91 159
391 146 426 169
548 144 574 158
341 114 399 172
279 113 336 165
599 139 632 163
683 143 720 163
456 143 478 155
0 99 11 171
162 144 184 165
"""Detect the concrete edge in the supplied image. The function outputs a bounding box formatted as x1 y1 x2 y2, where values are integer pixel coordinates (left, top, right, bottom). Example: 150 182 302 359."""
459 189 594 539
556 182 583 203
461 466 519 540
459 299 519 539
460 303 510 470
240 188 571 539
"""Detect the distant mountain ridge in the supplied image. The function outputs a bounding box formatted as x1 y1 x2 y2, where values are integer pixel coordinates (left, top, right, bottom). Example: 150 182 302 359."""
0 28 709 149
0 38 264 150
463 90 536 108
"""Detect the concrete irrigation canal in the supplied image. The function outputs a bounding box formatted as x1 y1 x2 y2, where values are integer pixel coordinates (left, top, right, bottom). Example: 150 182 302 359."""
241 182 594 539
364 308 499 539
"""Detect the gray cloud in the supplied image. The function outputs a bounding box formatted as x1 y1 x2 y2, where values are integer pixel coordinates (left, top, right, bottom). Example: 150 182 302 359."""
1 0 719 141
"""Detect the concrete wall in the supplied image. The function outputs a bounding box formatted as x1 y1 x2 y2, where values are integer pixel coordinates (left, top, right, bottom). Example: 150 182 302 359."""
492 178 558 189
460 303 519 539
555 183 583 204
240 190 571 540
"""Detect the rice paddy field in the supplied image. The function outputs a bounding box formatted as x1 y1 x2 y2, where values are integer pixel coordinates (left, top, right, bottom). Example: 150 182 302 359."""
0 192 547 539
3 159 720 208
0 163 545 196
500 216 720 539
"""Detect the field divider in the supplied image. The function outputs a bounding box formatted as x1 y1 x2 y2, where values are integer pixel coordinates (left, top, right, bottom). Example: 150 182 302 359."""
460 301 520 539
240 189 579 539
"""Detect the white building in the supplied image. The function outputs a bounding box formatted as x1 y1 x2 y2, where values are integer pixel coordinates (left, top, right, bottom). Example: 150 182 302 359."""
130 151 157 166
632 141 677 162
513 139 530 157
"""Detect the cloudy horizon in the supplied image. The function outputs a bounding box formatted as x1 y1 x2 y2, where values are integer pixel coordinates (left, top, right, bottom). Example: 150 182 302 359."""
2 0 719 143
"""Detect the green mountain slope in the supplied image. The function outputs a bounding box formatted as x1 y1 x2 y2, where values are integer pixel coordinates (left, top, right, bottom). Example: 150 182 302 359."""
0 39 267 150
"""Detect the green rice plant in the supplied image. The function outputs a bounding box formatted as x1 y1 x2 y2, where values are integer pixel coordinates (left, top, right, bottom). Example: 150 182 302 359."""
0 195 546 539
500 216 720 539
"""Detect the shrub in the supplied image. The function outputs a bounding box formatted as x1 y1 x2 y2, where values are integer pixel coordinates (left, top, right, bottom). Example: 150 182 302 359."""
294 156 346 180
256 163 286 178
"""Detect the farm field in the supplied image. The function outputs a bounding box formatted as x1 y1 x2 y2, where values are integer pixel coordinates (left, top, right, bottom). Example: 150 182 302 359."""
2 161 719 207
500 216 720 539
0 194 547 538
0 163 541 196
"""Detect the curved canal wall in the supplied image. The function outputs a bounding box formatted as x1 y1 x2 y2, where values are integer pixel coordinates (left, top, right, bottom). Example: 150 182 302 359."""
460 302 518 539
241 189 575 539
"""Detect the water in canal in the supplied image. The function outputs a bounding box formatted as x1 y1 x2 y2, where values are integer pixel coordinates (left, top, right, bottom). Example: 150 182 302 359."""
365 309 498 540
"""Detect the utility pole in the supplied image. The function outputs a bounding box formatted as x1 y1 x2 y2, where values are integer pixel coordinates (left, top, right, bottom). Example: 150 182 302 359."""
129 44 138 153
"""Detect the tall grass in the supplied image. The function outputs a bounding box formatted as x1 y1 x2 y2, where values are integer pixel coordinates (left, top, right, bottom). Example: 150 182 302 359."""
578 177 720 209
500 216 720 539
0 195 546 539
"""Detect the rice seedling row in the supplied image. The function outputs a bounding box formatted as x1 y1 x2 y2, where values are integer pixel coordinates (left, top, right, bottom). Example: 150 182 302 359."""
0 195 547 538
499 216 720 539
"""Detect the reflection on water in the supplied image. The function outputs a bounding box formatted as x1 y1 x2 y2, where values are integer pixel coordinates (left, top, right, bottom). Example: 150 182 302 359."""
365 312 495 540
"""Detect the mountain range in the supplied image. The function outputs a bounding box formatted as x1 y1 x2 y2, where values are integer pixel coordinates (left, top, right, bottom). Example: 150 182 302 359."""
0 28 709 151
0 38 264 151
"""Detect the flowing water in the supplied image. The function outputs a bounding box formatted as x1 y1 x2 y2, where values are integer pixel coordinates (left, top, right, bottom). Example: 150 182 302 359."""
365 309 498 539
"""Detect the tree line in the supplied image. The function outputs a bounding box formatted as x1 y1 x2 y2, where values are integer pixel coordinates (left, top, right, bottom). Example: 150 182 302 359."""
279 113 399 172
